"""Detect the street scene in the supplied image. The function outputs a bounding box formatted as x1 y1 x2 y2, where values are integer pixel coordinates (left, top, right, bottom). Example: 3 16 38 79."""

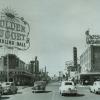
0 82 100 100
0 0 100 100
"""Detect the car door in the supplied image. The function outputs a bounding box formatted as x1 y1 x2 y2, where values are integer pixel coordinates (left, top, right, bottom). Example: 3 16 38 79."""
10 83 13 92
11 83 15 92
92 82 96 91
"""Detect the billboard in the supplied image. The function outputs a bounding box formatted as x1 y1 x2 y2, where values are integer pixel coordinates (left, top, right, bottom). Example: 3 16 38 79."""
0 8 30 50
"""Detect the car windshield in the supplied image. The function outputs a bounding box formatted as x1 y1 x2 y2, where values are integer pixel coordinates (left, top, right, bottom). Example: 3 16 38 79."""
65 82 72 85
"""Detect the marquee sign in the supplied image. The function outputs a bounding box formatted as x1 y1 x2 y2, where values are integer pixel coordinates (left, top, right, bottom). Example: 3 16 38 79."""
0 8 30 50
85 30 100 44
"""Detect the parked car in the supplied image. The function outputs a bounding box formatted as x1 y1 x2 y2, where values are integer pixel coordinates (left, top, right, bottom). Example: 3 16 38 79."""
59 81 77 96
0 83 3 97
2 82 18 94
89 81 100 94
32 81 46 92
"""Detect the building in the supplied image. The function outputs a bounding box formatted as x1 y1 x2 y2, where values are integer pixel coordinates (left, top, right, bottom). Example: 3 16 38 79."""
0 54 34 85
65 59 81 83
28 56 40 81
34 56 39 74
80 45 100 85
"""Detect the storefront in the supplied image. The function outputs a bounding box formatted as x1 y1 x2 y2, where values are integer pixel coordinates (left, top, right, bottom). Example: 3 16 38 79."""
80 73 100 85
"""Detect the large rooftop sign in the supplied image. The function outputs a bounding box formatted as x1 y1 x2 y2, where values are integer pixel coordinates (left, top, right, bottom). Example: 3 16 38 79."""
85 30 100 44
0 8 30 50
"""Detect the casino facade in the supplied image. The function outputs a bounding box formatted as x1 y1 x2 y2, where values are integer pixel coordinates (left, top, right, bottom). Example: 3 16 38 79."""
80 30 100 85
0 8 38 85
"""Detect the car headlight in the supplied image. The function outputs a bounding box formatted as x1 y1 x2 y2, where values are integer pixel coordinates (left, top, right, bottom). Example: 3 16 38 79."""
74 87 77 90
6 86 10 90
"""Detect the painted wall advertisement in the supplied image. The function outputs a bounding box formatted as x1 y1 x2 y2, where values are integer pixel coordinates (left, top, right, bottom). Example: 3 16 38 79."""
0 8 30 50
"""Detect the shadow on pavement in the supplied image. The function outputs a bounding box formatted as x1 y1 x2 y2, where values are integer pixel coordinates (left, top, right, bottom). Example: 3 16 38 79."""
0 96 10 100
32 90 52 93
17 92 22 94
95 93 100 95
63 93 85 97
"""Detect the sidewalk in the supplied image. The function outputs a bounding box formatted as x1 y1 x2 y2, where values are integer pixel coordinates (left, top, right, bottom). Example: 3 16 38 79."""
76 84 91 88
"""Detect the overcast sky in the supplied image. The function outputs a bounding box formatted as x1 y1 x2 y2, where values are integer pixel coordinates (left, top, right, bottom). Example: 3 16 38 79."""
0 0 100 76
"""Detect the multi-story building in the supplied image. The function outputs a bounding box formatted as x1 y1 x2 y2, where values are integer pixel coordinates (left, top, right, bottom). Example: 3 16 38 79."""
0 54 34 85
34 56 39 74
80 45 100 85
28 56 40 81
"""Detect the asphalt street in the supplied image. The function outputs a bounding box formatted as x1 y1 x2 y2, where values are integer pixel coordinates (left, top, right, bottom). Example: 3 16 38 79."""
1 82 100 100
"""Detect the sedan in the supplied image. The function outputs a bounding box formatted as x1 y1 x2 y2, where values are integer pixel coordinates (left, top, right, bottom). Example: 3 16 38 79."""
89 81 100 94
2 82 18 94
59 81 77 96
32 81 46 93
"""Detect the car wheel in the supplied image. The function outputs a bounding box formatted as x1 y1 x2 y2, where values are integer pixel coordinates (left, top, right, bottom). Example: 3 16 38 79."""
89 89 92 93
61 93 64 96
13 90 17 94
15 89 17 94
74 93 77 96
0 92 2 97
94 90 97 94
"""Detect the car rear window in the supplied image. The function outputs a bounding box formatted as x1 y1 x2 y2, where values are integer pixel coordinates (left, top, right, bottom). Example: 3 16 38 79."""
65 82 72 85
6 83 10 85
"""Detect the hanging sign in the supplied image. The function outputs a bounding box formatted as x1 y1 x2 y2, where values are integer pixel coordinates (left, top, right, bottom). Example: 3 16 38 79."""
0 8 30 50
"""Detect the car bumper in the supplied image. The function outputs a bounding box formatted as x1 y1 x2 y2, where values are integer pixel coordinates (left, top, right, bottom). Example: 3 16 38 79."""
62 90 77 94
32 90 46 93
96 90 100 93
3 89 11 94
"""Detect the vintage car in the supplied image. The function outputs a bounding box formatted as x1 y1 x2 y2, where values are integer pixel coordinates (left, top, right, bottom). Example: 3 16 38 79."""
89 81 100 94
59 81 77 96
32 81 46 92
2 82 18 94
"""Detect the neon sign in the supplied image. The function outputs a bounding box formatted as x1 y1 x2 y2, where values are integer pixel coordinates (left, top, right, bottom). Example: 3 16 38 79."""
85 30 100 44
0 8 30 50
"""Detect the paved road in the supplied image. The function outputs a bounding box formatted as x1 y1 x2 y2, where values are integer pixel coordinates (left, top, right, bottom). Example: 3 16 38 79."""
1 82 100 100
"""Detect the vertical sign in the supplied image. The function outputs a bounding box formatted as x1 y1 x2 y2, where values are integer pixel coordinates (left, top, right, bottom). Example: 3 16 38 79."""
73 47 77 71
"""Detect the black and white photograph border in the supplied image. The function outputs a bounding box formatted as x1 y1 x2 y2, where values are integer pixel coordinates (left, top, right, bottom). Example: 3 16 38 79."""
0 0 100 100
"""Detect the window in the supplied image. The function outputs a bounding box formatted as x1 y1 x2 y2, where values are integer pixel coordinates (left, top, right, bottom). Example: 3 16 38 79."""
65 82 72 85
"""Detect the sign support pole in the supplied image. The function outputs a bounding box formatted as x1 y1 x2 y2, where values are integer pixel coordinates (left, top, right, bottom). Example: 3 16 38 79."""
7 52 9 82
